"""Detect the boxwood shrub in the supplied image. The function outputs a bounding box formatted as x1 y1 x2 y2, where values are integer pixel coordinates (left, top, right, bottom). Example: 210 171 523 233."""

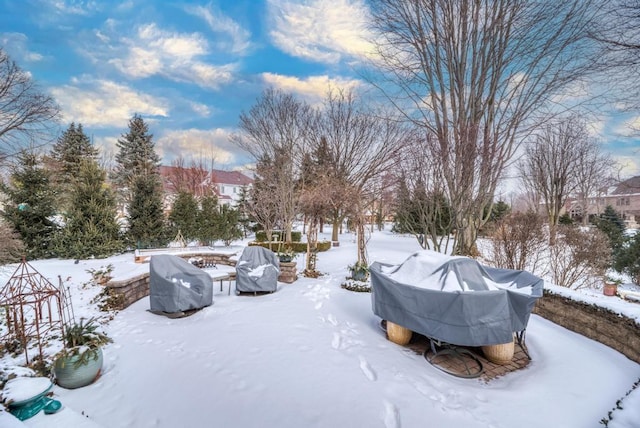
255 230 302 242
249 240 330 253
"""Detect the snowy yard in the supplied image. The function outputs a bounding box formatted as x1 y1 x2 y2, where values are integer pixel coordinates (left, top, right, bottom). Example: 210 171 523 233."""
1 229 640 427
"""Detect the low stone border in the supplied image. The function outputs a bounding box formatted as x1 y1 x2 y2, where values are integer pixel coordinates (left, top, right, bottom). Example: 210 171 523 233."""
533 290 640 364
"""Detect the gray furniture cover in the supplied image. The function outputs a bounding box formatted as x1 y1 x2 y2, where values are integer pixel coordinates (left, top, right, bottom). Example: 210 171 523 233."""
149 254 213 313
370 251 543 346
235 246 280 293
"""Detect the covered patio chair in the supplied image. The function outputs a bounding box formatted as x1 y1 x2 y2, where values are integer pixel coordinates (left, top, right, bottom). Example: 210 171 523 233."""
235 246 280 294
149 254 213 314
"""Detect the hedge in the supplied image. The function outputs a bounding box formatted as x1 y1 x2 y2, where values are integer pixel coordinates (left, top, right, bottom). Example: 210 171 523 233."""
249 241 331 253
255 230 302 243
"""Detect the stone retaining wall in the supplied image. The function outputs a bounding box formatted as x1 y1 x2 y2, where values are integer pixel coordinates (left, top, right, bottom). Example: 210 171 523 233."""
533 291 640 364
105 253 237 310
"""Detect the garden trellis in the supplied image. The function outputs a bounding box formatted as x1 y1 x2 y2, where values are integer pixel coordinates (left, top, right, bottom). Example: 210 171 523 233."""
0 258 74 364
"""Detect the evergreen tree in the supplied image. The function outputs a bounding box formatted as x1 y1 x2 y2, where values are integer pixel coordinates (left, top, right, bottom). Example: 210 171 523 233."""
112 114 166 247
392 173 414 234
197 195 219 245
0 150 58 259
111 114 161 204
168 191 199 243
216 204 242 246
489 200 511 223
596 205 625 252
53 160 124 259
614 232 640 285
128 174 167 249
50 122 98 180
50 122 99 212
235 185 253 237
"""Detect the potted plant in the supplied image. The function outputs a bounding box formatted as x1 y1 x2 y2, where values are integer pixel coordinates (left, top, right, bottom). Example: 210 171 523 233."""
348 261 370 282
603 276 621 296
277 247 296 263
52 317 112 389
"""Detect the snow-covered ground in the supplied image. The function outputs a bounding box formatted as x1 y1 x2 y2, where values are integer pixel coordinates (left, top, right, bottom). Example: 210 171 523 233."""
1 229 639 427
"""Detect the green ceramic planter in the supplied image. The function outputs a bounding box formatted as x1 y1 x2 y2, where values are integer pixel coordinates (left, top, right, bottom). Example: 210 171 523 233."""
53 348 103 389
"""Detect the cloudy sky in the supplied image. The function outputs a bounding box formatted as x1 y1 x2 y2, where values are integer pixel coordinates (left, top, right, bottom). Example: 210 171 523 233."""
1 0 638 175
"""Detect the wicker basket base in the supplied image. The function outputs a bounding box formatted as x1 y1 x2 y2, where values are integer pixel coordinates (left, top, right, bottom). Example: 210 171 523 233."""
387 321 412 346
482 340 515 365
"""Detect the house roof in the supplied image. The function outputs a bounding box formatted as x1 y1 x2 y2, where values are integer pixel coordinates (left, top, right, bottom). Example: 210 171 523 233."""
612 176 640 195
209 170 253 186
158 166 253 188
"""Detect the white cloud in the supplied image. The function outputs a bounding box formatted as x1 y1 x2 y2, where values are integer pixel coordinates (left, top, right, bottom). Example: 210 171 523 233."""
617 116 640 137
267 0 374 64
614 155 640 178
107 23 237 90
50 77 169 127
261 72 361 104
189 102 211 117
0 33 44 62
186 4 253 55
46 0 100 15
156 128 239 165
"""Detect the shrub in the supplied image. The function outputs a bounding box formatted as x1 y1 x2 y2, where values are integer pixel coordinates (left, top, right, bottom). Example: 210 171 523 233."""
489 212 546 272
549 226 610 289
249 241 330 253
613 232 640 285
255 230 302 242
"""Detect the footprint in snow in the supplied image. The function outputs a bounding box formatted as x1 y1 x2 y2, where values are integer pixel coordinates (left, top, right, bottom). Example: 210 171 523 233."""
359 356 377 381
383 400 400 428
327 313 338 326
331 332 342 350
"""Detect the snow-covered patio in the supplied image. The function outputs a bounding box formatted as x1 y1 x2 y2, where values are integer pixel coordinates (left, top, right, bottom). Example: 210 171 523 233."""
2 229 640 427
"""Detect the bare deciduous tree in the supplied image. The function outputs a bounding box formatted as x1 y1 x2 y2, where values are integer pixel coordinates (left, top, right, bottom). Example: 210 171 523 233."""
520 117 596 244
369 0 601 255
166 156 215 198
591 0 640 113
394 134 454 252
246 156 280 244
232 88 314 243
0 48 60 161
574 139 617 224
314 89 408 266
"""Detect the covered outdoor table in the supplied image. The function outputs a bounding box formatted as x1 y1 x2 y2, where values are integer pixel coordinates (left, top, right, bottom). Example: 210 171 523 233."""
370 251 543 347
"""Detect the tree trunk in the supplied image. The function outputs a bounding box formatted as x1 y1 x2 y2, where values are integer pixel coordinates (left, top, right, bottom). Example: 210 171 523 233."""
332 218 340 243
357 218 367 266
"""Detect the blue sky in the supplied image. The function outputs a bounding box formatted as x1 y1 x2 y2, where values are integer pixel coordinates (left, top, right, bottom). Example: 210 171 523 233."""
1 0 639 176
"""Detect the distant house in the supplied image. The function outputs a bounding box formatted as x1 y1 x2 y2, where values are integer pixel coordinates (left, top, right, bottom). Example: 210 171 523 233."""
158 166 253 208
567 176 640 228
208 169 253 206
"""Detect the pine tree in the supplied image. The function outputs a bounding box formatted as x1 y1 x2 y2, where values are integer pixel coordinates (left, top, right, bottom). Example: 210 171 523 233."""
111 115 166 247
50 122 99 212
596 205 625 252
216 204 242 246
128 174 167 248
197 195 219 245
614 232 640 284
51 123 98 179
0 150 58 259
53 160 124 259
168 191 199 243
111 114 161 204
235 185 253 237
